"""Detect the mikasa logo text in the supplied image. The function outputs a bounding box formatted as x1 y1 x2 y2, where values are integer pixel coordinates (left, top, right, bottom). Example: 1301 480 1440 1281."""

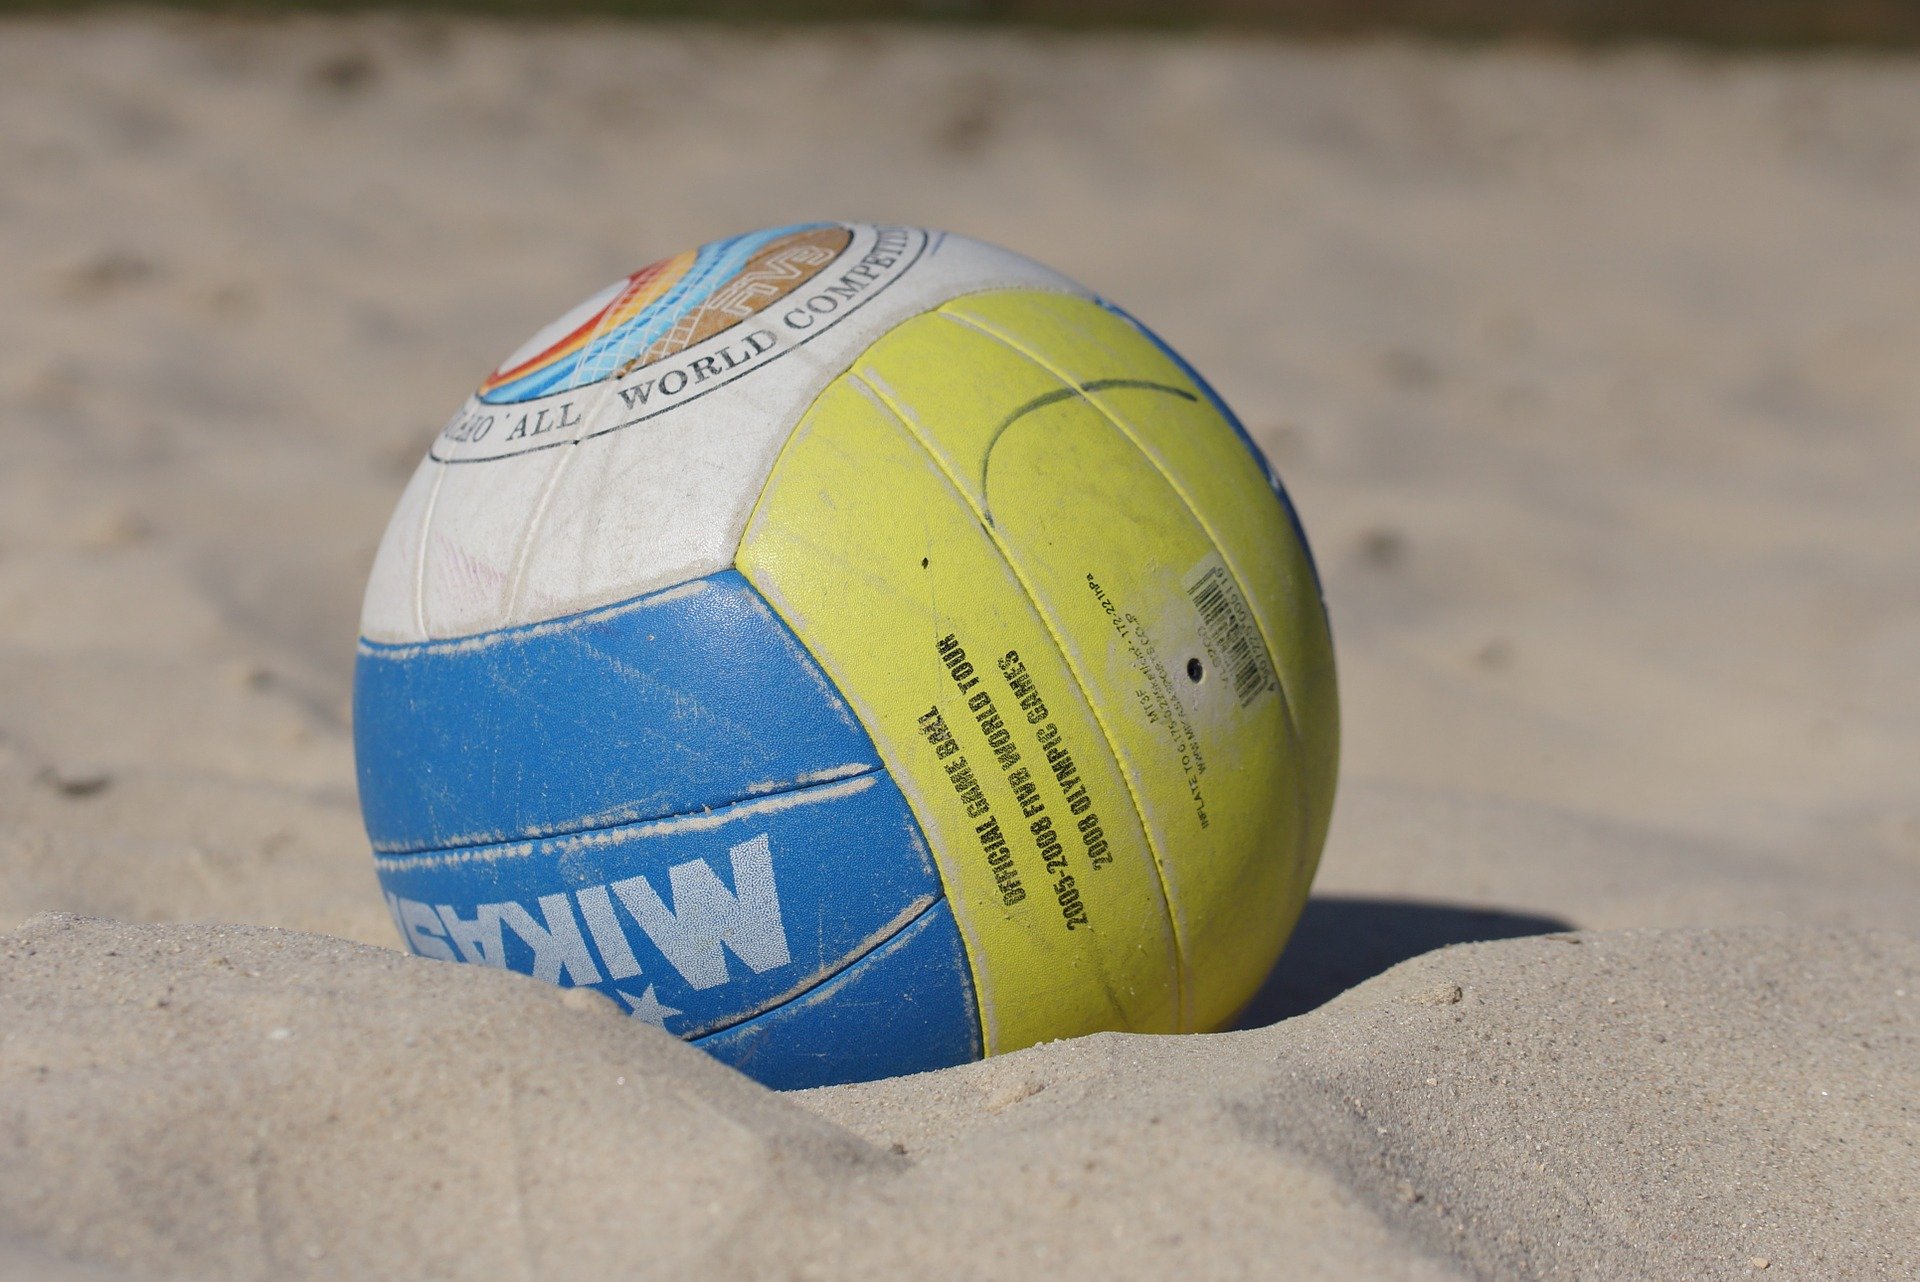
384 833 792 1029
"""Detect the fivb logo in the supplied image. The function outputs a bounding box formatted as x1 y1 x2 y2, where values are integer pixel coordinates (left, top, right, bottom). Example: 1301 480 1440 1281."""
385 833 792 1030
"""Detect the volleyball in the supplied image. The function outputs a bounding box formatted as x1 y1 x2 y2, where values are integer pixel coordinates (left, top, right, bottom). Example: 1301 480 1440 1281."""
353 223 1338 1089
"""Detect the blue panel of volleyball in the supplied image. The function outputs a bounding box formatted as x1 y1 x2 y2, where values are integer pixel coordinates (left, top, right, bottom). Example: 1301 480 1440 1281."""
355 570 980 1088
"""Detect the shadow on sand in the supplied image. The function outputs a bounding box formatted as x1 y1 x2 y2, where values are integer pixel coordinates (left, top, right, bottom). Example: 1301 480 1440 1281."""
1230 895 1573 1029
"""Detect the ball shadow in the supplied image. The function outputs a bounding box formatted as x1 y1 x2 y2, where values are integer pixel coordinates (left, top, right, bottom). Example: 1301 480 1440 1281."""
1230 895 1574 1029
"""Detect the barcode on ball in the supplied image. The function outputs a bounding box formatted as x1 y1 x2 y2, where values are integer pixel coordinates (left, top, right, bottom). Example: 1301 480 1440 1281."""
1184 561 1280 710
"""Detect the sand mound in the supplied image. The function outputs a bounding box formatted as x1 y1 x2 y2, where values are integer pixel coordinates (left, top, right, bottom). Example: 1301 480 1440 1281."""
810 924 1920 1279
3 914 1913 1280
0 913 879 1281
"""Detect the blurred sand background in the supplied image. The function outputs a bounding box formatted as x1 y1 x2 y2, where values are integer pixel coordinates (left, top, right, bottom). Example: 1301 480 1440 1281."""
1 13 1916 1280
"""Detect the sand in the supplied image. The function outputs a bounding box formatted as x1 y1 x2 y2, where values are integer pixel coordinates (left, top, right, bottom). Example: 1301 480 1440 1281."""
0 14 1916 1279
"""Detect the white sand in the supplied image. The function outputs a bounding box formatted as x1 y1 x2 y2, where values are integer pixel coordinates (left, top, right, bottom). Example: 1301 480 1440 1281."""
0 15 1916 1279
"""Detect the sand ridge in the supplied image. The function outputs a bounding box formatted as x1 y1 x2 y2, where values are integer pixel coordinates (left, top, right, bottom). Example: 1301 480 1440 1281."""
3 914 1913 1279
